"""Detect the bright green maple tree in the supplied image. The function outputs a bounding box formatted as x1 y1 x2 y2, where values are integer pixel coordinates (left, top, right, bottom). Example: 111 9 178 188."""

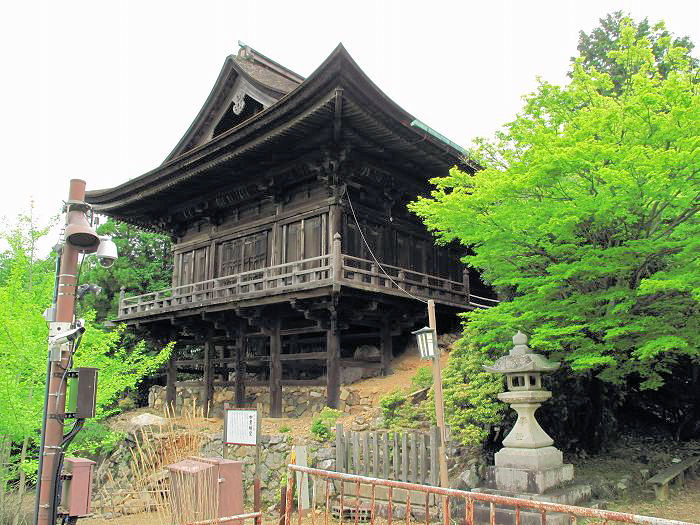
410 22 700 444
0 214 173 498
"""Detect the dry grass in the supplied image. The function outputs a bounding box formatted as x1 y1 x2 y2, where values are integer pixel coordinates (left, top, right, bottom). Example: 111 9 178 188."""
90 402 219 525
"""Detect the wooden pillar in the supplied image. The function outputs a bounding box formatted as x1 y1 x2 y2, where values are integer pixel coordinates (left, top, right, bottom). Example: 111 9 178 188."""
269 318 282 417
329 197 343 239
330 198 343 291
326 309 340 408
380 320 392 375
463 267 471 300
166 349 177 416
236 320 247 408
203 334 214 417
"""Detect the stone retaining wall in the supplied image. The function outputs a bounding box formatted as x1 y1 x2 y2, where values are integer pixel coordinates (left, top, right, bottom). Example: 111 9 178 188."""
92 429 334 515
148 383 377 419
91 417 483 519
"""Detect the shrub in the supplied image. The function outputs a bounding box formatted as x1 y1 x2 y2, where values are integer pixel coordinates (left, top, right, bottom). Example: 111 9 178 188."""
441 333 505 445
310 407 342 441
117 395 136 411
279 424 291 433
380 390 426 429
411 366 433 390
67 421 125 457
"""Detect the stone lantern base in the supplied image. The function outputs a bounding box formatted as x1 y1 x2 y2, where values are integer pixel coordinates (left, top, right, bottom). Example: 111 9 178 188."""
472 446 591 524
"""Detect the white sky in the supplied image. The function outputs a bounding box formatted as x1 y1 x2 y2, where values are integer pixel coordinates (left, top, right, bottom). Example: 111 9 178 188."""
2 0 699 255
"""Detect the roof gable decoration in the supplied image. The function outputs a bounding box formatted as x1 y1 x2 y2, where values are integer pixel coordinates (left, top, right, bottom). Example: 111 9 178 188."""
164 43 304 163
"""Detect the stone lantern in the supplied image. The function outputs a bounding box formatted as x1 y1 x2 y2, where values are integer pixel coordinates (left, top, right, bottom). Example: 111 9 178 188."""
474 331 590 514
484 330 560 459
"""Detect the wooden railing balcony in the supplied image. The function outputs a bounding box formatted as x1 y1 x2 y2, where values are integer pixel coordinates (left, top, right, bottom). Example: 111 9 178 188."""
116 235 495 320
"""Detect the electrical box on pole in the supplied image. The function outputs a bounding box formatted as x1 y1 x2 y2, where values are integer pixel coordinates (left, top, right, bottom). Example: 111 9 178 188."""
66 368 98 419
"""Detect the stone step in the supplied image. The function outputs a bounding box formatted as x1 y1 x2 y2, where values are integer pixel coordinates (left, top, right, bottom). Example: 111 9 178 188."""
473 502 570 525
472 483 591 506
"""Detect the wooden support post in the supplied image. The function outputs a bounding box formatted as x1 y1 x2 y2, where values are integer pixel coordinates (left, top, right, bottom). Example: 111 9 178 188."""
269 318 283 417
428 299 450 516
166 349 177 416
380 320 392 375
330 198 343 290
326 309 340 408
236 320 247 407
332 233 342 290
463 267 470 301
118 286 126 313
203 334 214 417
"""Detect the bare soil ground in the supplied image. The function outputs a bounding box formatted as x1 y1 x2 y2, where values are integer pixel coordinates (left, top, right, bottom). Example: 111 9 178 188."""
257 351 444 439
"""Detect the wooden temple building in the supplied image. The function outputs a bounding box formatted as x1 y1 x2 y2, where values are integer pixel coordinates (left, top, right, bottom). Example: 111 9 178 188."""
86 43 489 417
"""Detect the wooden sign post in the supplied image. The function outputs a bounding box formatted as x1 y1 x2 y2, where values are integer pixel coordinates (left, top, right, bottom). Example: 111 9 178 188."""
224 404 262 525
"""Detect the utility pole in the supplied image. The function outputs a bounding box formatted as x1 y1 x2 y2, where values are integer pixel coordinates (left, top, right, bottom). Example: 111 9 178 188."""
36 180 95 525
427 300 450 516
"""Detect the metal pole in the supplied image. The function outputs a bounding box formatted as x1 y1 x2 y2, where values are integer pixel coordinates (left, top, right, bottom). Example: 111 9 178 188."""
427 300 450 518
254 404 262 525
36 179 85 525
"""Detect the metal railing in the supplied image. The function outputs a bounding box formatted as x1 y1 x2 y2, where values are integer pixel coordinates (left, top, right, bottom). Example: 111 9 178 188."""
187 511 262 525
284 465 696 525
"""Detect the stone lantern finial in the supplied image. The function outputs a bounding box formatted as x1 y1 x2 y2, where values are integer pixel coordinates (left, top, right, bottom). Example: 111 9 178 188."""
511 330 529 355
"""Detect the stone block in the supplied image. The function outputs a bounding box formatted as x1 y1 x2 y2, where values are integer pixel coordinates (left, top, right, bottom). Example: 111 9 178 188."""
494 446 563 470
484 464 573 493
473 483 591 506
472 502 569 525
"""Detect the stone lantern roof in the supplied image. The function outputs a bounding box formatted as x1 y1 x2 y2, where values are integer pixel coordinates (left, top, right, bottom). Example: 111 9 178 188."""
483 331 560 374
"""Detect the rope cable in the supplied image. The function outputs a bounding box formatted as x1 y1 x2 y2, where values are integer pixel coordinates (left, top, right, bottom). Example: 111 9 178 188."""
343 188 497 310
343 188 428 304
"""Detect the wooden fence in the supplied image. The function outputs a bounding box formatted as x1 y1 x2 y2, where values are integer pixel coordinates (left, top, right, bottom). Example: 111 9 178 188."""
335 424 440 489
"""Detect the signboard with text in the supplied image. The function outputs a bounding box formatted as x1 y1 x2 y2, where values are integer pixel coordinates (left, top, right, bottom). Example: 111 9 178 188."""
224 408 258 446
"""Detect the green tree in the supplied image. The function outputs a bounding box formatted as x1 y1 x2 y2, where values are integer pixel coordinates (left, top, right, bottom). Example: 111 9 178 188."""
410 21 700 446
79 218 173 321
574 11 698 94
0 213 173 511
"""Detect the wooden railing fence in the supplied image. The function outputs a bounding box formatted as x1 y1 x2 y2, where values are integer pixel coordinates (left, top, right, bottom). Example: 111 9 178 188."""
117 233 498 319
335 424 440 486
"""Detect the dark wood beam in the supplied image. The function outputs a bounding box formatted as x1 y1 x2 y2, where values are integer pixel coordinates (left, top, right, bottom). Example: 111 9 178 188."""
203 333 214 416
381 319 393 375
269 318 282 417
236 319 247 407
326 306 340 408
338 359 383 370
166 350 177 415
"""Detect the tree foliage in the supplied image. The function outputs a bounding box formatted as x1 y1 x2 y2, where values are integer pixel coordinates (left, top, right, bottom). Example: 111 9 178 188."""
410 21 700 445
79 218 173 321
0 212 173 493
574 11 698 94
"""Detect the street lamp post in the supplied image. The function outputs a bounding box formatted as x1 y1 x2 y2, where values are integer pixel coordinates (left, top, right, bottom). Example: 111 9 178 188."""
412 299 449 516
